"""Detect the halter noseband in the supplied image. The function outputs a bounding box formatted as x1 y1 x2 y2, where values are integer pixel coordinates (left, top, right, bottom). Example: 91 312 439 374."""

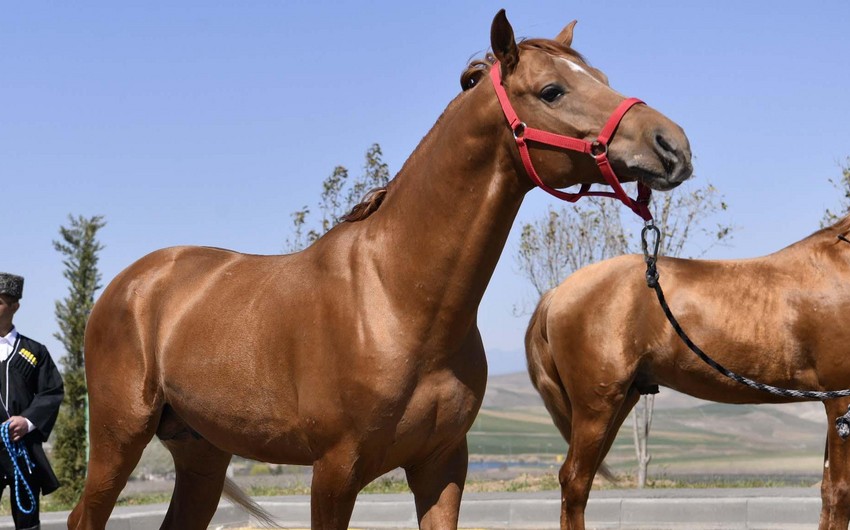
489 62 653 222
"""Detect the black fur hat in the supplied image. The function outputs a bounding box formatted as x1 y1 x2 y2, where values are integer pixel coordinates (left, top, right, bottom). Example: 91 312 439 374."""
0 273 24 300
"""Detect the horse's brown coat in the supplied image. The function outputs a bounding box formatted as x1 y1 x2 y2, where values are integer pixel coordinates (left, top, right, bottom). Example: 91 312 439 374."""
69 11 692 530
526 216 850 529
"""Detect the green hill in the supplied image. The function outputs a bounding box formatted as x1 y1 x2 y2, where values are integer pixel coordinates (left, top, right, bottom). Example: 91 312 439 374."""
477 372 826 479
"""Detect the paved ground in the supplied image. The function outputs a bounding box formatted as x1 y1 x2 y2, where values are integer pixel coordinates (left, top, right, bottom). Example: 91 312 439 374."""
0 487 825 529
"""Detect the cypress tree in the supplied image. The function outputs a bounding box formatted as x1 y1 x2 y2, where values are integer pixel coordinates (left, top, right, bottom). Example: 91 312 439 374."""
51 214 105 505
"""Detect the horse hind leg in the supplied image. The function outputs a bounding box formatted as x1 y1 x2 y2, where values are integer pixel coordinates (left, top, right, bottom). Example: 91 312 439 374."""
68 392 161 530
157 408 234 530
559 384 639 530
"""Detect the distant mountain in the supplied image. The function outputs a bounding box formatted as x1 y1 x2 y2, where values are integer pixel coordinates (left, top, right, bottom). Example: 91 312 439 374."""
482 371 544 409
481 371 828 477
486 371 825 421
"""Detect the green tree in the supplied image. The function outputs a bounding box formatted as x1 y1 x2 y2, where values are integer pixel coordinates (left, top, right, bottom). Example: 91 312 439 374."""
285 143 390 252
822 157 850 227
516 181 733 488
51 214 106 505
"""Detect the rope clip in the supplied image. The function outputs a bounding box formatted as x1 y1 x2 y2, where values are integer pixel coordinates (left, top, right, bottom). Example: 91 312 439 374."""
641 221 661 288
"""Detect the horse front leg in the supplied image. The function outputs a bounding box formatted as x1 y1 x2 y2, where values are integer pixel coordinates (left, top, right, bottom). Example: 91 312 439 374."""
820 399 850 530
309 445 364 530
405 438 469 530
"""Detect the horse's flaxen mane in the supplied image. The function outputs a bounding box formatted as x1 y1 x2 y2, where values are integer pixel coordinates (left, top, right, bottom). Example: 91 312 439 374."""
460 39 588 91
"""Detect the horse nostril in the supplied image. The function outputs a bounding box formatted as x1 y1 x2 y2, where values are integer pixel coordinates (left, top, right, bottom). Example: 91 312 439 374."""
653 132 681 176
655 133 676 155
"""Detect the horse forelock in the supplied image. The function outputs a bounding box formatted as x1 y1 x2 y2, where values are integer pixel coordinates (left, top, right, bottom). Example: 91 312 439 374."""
460 39 588 92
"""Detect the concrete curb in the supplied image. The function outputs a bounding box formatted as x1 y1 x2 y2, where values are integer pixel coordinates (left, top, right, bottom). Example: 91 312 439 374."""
251 490 823 529
0 488 823 529
0 502 248 530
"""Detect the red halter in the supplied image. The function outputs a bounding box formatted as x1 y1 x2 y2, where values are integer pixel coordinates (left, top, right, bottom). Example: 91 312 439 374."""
489 62 653 221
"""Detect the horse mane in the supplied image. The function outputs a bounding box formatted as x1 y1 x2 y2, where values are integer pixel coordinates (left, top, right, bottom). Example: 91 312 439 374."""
341 185 389 223
827 211 850 237
460 39 589 91
785 210 850 251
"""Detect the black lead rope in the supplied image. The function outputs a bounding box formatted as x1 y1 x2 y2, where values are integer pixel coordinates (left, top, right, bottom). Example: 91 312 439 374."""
640 223 850 439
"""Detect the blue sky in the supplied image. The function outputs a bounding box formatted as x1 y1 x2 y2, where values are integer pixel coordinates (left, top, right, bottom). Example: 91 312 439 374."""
3 2 849 375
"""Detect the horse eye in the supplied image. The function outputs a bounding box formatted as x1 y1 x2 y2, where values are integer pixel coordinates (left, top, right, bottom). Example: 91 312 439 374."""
540 85 565 103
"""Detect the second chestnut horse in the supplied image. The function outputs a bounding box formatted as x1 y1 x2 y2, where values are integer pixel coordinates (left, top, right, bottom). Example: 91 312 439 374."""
527 214 850 529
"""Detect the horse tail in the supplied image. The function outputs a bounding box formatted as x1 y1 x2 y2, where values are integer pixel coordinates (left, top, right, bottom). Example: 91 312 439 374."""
525 289 617 482
525 290 574 445
221 478 279 528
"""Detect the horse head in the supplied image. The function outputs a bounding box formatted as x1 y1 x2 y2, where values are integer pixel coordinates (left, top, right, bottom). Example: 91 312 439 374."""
474 10 693 199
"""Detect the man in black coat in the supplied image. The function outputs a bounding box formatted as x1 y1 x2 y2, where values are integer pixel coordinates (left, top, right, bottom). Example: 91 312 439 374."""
0 273 64 530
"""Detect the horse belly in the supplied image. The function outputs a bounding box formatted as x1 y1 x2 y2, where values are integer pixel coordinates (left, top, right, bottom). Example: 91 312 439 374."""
652 346 815 405
161 358 315 465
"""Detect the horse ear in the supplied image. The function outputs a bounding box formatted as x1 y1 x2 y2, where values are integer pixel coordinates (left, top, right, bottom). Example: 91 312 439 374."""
555 20 577 47
491 9 519 77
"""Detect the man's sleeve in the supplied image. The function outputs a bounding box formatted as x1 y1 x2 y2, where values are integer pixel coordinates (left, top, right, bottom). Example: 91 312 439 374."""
21 345 65 441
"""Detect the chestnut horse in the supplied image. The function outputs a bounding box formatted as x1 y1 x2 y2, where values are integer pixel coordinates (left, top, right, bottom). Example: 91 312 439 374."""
526 214 850 530
69 10 692 530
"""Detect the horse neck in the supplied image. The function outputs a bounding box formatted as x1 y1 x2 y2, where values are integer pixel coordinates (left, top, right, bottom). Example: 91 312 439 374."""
363 85 529 341
773 224 850 269
725 225 850 276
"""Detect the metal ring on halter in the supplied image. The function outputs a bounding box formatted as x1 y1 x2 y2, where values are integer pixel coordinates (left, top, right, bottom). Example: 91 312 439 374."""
512 122 527 140
590 140 608 159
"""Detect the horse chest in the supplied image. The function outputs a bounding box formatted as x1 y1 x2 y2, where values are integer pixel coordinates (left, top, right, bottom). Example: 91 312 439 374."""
387 369 485 458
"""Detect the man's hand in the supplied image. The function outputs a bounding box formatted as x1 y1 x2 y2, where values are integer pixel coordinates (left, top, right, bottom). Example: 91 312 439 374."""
4 416 30 442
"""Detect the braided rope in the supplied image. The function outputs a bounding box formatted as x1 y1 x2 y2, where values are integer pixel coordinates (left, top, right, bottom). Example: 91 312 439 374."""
1 422 36 514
